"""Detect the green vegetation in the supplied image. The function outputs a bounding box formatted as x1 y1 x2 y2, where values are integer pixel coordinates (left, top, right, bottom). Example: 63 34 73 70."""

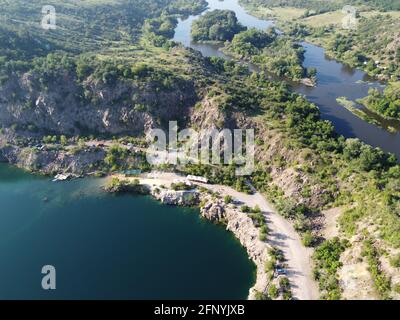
336 97 382 128
104 177 147 194
0 0 208 81
224 195 233 204
171 181 194 191
103 145 149 172
226 28 312 81
301 230 315 247
241 1 400 80
241 0 400 15
191 10 247 42
279 277 292 300
254 290 270 300
241 0 340 14
390 254 400 268
313 237 348 300
362 239 392 299
229 28 277 55
358 82 400 120
321 15 400 80
268 284 279 299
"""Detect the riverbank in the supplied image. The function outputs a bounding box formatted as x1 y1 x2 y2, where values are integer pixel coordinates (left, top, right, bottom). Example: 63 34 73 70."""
106 172 319 300
173 0 400 159
337 97 400 133
239 1 400 82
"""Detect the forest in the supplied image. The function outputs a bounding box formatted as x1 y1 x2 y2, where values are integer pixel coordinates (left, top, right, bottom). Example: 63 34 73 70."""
242 0 400 80
190 10 311 81
191 10 247 42
359 82 400 120
0 0 207 81
1 0 400 301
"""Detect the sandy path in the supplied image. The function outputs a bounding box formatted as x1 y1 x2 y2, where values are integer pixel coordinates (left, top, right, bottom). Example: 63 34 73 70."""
120 171 319 300
197 183 319 300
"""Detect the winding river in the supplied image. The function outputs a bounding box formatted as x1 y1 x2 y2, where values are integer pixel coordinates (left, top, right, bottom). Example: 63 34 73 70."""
174 0 400 159
1 0 399 300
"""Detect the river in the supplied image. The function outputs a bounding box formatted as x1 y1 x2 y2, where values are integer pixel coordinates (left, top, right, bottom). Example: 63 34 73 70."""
0 164 255 299
173 0 400 159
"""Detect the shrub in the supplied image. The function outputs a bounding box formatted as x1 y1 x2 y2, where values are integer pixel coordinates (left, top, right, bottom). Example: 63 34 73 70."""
302 231 314 247
265 260 276 273
254 290 269 300
268 284 279 299
224 195 233 204
389 254 400 268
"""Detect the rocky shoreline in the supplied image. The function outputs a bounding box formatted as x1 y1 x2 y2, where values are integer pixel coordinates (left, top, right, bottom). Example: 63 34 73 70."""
106 178 276 300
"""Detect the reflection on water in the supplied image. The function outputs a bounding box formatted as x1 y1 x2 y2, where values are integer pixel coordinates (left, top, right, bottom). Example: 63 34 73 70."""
174 0 400 159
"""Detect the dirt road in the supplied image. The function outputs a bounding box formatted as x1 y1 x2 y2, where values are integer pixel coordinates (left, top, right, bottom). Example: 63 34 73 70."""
123 171 319 300
200 183 320 300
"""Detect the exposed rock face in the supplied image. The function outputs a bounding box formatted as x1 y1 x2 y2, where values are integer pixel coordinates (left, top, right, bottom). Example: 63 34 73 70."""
254 124 336 209
142 185 274 299
0 143 105 175
338 238 378 300
201 200 225 222
0 70 197 136
151 188 199 206
190 97 226 130
199 196 273 300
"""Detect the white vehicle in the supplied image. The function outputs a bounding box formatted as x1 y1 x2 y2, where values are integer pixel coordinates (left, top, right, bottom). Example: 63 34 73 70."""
186 175 208 184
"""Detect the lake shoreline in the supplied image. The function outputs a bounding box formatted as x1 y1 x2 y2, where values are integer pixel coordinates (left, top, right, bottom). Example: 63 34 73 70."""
0 163 256 299
104 173 275 300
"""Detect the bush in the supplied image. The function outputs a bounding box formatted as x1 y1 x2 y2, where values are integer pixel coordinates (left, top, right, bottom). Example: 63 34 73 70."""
268 284 279 299
302 231 314 247
265 260 276 273
254 290 270 300
313 237 348 300
390 254 400 268
224 195 233 204
171 182 193 191
362 240 391 299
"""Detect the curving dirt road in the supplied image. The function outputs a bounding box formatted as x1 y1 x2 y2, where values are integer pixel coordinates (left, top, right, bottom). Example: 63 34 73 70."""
126 171 319 300
193 183 320 300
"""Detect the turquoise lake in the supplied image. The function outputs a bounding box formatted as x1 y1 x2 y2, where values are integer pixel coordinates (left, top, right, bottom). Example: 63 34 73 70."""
0 164 255 299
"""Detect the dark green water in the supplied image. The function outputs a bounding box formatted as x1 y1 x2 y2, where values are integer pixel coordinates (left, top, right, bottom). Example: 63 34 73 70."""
0 164 255 299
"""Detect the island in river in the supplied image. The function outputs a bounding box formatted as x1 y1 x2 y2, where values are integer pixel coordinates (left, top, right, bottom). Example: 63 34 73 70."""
1 0 400 301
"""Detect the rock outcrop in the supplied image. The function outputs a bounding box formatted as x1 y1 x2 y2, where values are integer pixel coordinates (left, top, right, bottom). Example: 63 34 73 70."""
199 196 273 300
201 200 225 222
0 143 105 175
0 70 198 136
151 188 199 206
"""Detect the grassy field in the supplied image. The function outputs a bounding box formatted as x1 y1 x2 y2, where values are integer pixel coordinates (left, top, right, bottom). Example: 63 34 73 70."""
245 6 306 21
303 9 400 28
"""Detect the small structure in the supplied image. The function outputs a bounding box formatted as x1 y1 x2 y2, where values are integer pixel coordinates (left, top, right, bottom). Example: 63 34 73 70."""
52 173 71 182
186 175 208 184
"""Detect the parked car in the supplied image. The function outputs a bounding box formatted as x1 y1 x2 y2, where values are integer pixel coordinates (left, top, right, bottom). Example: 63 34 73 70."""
276 268 287 276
